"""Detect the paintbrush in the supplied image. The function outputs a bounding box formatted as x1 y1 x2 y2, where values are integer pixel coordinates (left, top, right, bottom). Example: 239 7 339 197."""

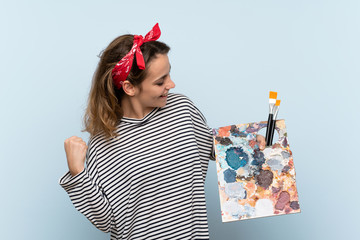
265 91 277 146
269 99 281 146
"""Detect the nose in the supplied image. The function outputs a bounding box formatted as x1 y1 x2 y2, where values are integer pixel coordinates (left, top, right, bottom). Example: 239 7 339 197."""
166 77 176 90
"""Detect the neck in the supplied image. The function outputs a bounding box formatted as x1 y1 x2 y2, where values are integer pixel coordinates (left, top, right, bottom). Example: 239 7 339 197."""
120 95 155 119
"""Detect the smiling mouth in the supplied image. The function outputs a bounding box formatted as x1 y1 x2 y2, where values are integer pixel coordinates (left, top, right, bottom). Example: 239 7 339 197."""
160 93 168 97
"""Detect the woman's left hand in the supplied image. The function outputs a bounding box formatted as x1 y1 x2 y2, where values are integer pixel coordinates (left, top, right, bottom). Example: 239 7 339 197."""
256 134 266 150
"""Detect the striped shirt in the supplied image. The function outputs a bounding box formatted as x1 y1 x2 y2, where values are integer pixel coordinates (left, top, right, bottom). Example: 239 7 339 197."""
59 93 215 240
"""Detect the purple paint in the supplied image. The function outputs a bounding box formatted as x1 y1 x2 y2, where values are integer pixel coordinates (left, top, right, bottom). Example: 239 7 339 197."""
256 170 273 189
290 201 300 210
275 191 290 210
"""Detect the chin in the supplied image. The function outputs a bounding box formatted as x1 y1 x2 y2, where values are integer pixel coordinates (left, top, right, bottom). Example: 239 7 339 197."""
156 99 168 108
157 102 167 108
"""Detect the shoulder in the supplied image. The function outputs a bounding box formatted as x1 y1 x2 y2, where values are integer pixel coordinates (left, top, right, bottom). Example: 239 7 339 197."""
166 92 196 109
166 93 207 123
87 131 114 154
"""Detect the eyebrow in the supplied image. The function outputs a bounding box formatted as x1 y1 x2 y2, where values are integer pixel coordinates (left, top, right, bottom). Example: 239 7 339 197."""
154 64 171 82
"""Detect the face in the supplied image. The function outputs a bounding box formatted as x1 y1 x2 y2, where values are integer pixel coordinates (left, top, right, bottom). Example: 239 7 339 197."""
134 54 175 109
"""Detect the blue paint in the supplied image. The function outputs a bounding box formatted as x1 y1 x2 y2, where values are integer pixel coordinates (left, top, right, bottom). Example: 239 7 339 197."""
240 158 247 167
230 125 247 137
244 203 255 217
225 147 249 170
267 157 285 174
224 168 237 183
219 159 229 169
251 149 265 166
226 148 242 170
251 160 260 166
281 151 290 159
238 149 249 167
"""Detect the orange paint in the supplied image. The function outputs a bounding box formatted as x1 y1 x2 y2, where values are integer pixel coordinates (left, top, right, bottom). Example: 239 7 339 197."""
246 199 257 207
249 140 257 148
218 126 231 137
246 182 254 190
288 159 294 168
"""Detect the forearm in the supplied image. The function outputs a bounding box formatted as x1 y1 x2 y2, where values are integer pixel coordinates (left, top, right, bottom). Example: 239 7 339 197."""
59 169 114 232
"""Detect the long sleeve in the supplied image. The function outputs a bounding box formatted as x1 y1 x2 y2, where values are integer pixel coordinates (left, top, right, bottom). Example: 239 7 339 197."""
59 139 114 232
59 93 215 239
186 97 216 161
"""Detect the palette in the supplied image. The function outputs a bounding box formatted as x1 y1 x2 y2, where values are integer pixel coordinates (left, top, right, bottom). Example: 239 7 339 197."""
212 119 300 222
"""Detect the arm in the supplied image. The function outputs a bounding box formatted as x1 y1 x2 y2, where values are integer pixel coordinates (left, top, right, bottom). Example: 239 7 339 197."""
187 97 216 162
59 139 114 232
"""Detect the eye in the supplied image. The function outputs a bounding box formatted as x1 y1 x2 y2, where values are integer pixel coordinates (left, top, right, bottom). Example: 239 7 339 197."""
156 81 164 86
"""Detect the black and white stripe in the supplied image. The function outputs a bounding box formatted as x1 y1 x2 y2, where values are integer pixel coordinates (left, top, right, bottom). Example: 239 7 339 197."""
59 93 215 240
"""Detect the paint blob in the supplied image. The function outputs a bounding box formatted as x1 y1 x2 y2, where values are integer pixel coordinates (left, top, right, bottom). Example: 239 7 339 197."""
256 170 273 189
225 147 249 170
224 182 247 199
267 155 285 173
216 136 233 146
290 201 300 210
223 168 237 183
275 191 291 210
255 199 274 217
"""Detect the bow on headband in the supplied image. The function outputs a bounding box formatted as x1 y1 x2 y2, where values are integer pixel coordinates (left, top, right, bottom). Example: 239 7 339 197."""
112 23 161 89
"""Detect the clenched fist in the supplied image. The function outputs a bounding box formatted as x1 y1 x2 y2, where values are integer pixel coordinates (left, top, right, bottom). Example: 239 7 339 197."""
64 136 88 177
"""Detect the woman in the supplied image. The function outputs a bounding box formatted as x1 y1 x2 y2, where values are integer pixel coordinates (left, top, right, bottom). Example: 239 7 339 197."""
59 23 265 240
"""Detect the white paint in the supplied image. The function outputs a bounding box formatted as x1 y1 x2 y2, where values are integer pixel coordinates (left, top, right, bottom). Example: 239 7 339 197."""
255 199 274 217
222 199 243 217
225 182 246 199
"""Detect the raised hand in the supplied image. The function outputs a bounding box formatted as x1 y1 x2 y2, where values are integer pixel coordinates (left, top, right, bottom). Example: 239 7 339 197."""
64 136 88 177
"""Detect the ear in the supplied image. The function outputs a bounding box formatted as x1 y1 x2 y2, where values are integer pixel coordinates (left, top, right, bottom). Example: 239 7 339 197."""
122 80 136 96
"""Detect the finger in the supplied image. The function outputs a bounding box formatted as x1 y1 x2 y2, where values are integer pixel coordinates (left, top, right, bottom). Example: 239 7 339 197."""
256 135 266 150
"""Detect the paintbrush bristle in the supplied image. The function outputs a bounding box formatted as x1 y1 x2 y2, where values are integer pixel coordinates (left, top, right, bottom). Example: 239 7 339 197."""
275 100 281 106
269 91 277 99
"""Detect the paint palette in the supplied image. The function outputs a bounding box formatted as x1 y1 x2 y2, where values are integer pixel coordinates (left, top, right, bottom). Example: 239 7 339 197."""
212 119 301 222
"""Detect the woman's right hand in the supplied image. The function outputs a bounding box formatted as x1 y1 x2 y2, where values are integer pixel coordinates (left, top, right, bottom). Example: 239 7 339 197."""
64 136 88 177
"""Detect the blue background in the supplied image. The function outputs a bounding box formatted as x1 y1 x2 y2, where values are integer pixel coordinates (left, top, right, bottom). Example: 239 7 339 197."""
1 0 359 239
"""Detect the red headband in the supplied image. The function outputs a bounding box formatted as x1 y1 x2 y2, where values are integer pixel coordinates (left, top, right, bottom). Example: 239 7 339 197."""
111 23 161 89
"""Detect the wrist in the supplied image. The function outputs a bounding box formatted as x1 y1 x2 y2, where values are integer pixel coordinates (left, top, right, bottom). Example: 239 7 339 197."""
69 166 84 177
